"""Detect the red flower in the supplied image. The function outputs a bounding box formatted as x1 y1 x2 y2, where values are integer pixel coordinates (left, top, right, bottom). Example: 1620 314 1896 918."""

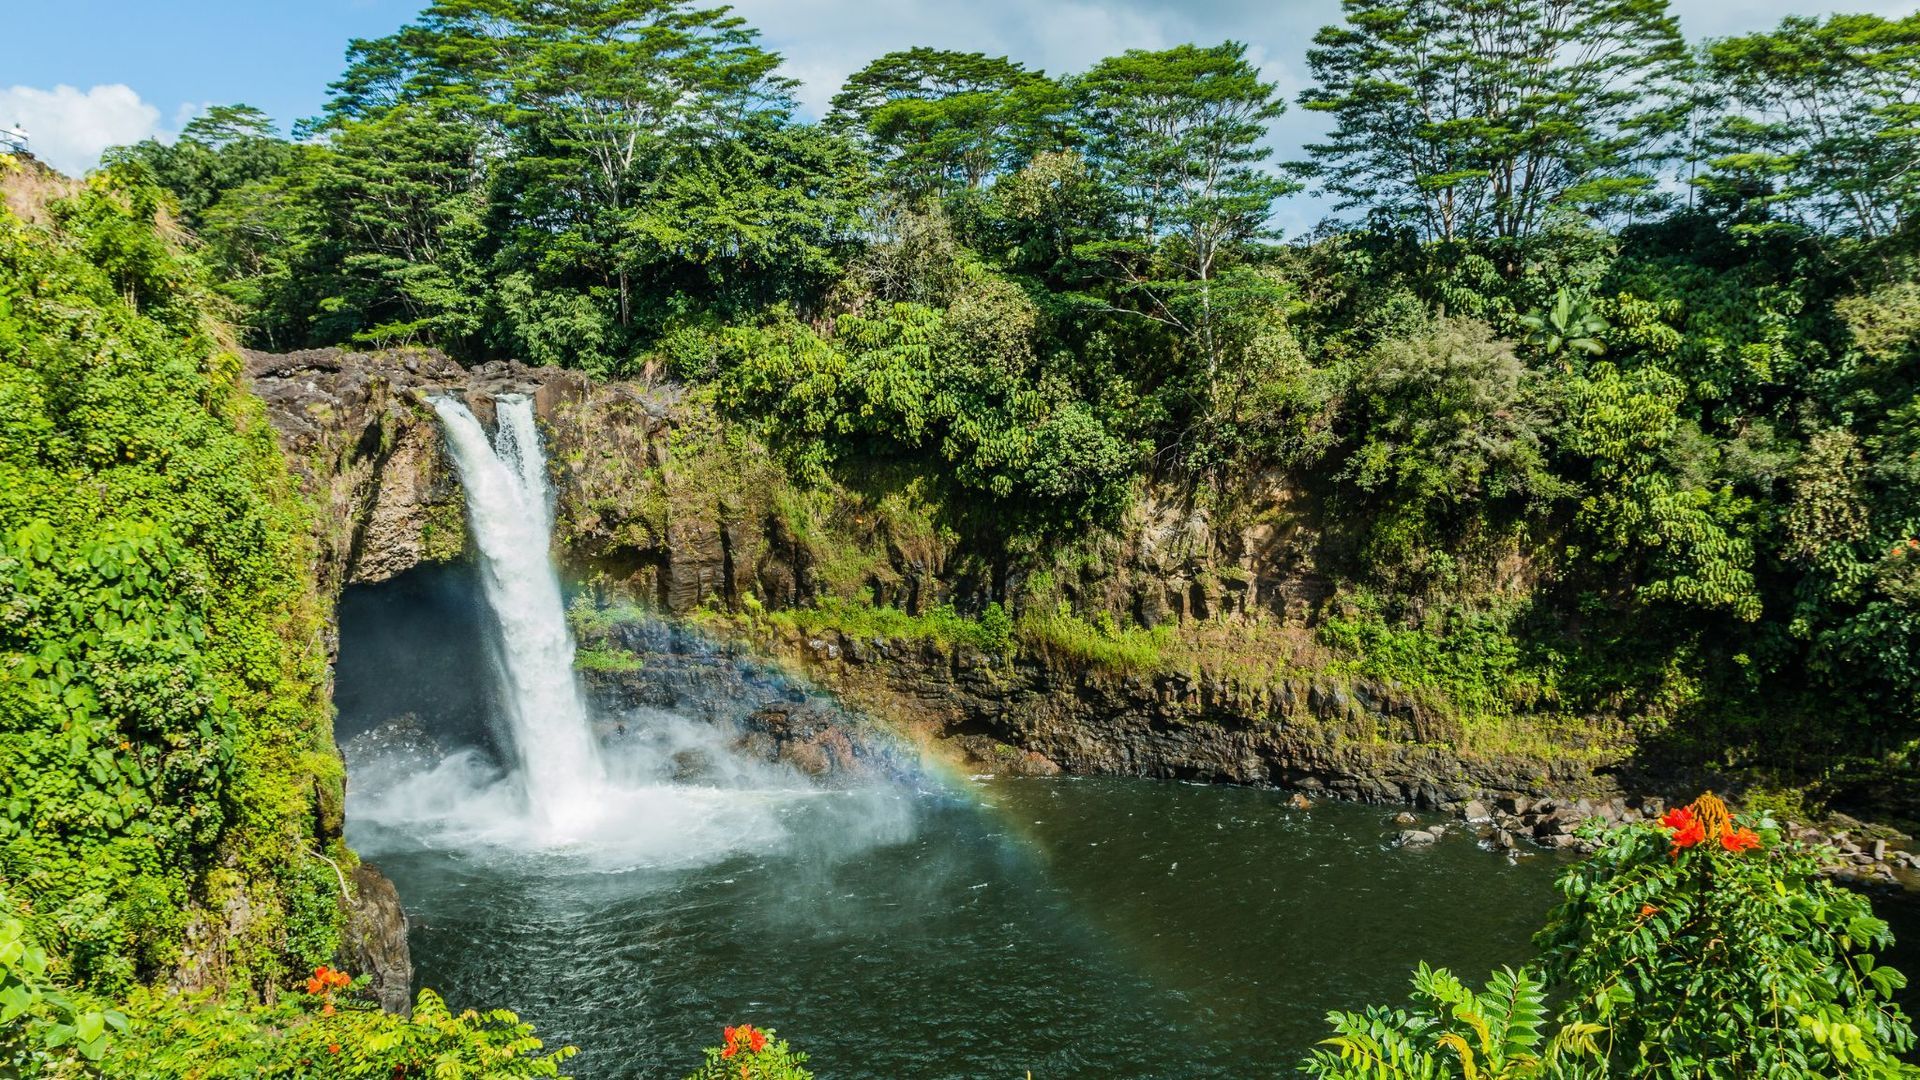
1658 806 1696 833
1722 827 1762 853
720 1024 767 1059
1671 818 1707 851
1640 903 1658 917
328 1043 341 1055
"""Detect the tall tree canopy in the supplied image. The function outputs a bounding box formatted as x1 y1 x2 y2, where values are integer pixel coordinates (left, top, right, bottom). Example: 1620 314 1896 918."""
828 48 1068 195
1299 0 1691 242
1701 12 1920 238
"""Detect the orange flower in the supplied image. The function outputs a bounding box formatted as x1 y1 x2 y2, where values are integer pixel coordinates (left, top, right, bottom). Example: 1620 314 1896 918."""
1640 903 1658 917
1721 827 1762 853
328 1043 341 1055
321 1003 336 1017
1659 806 1697 833
1671 817 1707 851
721 1024 767 1058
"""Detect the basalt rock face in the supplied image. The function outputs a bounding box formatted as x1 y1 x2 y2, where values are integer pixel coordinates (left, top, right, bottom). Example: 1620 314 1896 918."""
249 347 1618 817
606 620 1614 809
244 348 593 603
572 611 1597 807
576 618 923 784
341 863 413 1015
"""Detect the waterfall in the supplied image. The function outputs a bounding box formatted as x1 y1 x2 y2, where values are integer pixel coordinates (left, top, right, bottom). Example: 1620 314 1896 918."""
431 394 605 836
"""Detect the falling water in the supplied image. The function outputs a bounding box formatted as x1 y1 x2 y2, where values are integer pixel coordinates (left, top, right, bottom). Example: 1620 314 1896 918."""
430 394 605 836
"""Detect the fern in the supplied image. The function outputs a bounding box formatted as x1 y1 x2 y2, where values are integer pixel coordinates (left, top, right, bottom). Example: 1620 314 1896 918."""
1302 966 1589 1080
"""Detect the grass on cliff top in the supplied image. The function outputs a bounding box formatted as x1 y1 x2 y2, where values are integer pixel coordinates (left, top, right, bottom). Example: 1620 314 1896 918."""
1018 606 1171 672
574 645 646 673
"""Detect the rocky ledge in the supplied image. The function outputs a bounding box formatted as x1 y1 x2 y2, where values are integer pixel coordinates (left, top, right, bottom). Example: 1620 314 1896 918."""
613 617 1619 810
1399 796 1919 889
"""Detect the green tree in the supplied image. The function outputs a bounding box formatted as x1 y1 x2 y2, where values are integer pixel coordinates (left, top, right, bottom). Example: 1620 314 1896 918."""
1074 42 1295 420
1561 362 1761 620
829 48 1067 195
298 103 492 350
1299 0 1691 242
106 105 293 230
325 0 854 353
1701 14 1920 239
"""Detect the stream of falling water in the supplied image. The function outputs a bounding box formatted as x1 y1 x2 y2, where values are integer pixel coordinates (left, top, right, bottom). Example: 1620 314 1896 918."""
429 394 606 837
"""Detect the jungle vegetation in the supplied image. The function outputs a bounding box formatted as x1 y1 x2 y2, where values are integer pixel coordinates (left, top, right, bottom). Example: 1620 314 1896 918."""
4 0 1919 1071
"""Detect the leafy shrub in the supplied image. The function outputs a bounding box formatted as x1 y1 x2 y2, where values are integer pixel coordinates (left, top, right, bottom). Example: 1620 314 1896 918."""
1537 794 1915 1075
105 983 574 1079
682 1024 810 1080
5 909 575 1080
1303 964 1599 1079
1306 794 1918 1078
0 907 126 1075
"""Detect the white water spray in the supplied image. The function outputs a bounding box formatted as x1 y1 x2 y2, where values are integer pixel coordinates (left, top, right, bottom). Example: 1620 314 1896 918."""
430 395 605 836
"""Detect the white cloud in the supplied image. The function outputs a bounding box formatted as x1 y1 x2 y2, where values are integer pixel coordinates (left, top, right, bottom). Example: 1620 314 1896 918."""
0 84 162 176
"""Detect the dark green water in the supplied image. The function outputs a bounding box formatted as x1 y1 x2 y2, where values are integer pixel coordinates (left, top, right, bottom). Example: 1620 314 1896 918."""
351 777 1573 1078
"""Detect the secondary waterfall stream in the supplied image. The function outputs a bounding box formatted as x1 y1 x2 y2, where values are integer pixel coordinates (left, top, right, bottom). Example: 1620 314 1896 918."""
430 395 606 837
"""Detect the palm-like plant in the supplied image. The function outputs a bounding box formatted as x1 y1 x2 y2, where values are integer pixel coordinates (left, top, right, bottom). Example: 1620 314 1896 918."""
1303 964 1602 1079
1518 289 1608 358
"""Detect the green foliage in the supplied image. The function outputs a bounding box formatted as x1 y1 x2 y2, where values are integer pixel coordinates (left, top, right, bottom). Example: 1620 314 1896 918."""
1537 809 1917 1075
572 647 646 674
1017 604 1169 671
0 167 338 990
714 282 1139 531
1560 362 1762 621
0 907 126 1075
1299 0 1689 241
1318 598 1555 721
1342 316 1560 579
750 597 1008 656
1309 807 1919 1078
1702 13 1920 239
103 986 574 1078
1303 964 1599 1079
1519 290 1609 359
1 896 575 1079
829 48 1066 195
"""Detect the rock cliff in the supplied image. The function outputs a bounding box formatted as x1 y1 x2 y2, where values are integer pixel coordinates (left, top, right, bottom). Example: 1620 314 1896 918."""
246 346 1627 824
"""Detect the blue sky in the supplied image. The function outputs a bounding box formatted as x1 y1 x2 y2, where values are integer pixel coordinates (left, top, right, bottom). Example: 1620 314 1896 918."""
9 0 1920 234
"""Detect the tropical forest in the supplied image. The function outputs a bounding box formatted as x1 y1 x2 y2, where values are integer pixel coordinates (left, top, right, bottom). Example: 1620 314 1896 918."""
4 0 1920 1075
